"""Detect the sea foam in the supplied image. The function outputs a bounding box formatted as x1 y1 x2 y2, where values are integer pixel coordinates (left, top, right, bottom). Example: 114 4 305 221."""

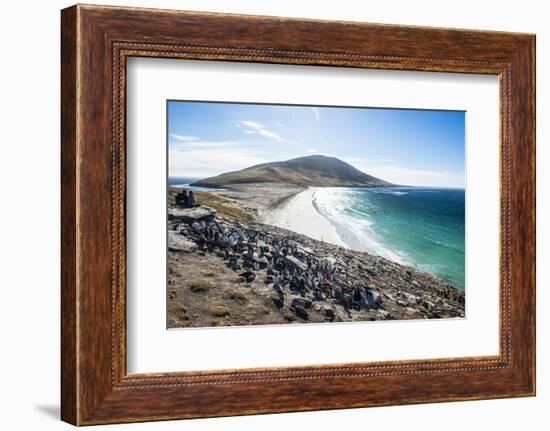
310 188 408 264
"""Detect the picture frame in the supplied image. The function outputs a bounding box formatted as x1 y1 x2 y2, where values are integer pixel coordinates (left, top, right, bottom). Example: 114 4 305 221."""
61 4 535 425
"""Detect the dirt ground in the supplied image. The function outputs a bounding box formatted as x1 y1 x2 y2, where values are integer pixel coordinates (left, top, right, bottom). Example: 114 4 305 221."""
167 249 388 329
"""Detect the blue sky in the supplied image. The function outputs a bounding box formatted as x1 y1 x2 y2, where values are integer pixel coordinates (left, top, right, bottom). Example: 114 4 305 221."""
168 101 465 187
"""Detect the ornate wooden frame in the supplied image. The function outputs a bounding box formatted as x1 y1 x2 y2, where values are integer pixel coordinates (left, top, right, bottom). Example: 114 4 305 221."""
61 4 536 425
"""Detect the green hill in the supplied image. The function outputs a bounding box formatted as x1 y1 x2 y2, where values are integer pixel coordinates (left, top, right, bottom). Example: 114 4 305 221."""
191 155 392 188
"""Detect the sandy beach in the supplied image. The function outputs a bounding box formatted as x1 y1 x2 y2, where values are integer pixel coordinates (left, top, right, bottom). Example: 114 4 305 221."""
261 186 411 266
261 188 347 248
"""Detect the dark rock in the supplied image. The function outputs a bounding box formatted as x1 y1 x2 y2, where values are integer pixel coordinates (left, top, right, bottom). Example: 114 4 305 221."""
422 300 435 311
323 307 336 322
366 289 382 309
169 206 217 223
342 293 353 309
292 305 309 320
271 293 284 309
283 255 308 272
273 284 284 296
290 297 312 310
313 288 324 301
239 271 256 283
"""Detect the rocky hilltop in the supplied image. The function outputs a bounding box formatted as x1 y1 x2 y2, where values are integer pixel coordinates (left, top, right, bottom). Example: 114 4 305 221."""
191 155 393 188
167 192 465 328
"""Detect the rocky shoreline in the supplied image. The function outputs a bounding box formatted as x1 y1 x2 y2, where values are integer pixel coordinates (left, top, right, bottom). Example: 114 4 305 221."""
167 190 465 328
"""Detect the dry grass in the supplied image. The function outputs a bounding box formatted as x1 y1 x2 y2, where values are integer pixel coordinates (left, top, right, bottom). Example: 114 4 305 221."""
168 187 254 222
194 191 255 222
189 279 214 293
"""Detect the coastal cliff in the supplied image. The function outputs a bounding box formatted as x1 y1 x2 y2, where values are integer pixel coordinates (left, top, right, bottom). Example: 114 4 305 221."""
167 188 465 328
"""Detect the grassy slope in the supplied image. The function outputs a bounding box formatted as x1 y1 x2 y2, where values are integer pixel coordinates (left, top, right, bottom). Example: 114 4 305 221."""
168 187 254 222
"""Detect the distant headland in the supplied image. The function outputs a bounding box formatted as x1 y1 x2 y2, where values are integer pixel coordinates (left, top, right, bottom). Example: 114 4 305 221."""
191 155 394 188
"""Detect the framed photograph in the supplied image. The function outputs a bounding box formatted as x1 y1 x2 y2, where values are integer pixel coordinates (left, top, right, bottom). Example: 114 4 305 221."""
165 100 466 329
61 4 535 425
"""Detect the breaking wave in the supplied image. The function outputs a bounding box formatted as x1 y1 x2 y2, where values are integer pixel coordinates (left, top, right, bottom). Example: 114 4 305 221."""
311 187 408 264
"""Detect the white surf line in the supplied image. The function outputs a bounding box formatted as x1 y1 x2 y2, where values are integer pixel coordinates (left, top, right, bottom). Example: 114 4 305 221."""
312 187 409 265
261 188 347 248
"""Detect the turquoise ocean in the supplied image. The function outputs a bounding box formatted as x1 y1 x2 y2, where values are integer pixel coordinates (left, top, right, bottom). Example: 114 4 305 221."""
312 187 465 289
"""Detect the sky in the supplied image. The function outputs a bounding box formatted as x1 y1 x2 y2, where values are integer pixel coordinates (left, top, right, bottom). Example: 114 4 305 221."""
168 101 465 188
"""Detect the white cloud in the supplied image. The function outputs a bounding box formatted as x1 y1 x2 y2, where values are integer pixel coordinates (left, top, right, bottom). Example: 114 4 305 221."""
311 107 320 124
307 148 319 154
343 157 464 188
238 120 291 143
169 146 268 178
170 134 200 142
240 120 262 129
169 135 274 177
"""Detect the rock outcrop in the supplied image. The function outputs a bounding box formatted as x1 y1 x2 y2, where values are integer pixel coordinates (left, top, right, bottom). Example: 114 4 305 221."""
168 205 465 327
169 206 216 223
